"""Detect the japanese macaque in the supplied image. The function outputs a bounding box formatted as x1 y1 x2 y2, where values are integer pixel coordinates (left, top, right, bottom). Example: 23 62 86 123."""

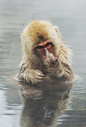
18 20 73 85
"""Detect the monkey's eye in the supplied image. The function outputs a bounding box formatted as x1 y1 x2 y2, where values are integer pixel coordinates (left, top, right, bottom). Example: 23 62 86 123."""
45 43 52 48
37 46 43 49
36 46 43 51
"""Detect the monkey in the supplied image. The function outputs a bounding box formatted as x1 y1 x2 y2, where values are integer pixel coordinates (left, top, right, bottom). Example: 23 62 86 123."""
17 20 74 85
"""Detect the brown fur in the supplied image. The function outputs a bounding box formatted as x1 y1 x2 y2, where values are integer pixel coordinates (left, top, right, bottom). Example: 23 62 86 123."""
18 20 73 85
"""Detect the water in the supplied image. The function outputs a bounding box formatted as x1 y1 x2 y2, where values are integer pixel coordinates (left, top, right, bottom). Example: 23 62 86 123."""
0 0 86 127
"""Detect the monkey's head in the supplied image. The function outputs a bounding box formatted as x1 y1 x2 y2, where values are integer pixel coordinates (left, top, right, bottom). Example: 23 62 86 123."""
21 20 61 59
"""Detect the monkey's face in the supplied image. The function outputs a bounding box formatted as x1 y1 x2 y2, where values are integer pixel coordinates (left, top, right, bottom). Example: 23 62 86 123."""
35 40 53 58
22 20 61 58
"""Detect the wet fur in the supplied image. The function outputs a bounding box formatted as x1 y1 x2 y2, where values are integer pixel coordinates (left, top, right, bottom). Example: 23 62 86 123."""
18 20 73 84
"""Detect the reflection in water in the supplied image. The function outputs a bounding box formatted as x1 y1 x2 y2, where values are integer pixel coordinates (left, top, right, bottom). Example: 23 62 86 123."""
18 82 72 127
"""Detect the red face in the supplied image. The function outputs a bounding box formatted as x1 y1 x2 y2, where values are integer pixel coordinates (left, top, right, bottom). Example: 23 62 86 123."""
35 40 53 58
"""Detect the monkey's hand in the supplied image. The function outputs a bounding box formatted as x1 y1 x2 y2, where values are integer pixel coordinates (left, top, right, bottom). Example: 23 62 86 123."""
44 49 64 77
18 68 45 85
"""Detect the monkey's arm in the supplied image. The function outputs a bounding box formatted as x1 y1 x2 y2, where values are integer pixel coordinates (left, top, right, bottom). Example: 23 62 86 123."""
45 60 73 82
45 61 73 82
44 50 73 82
58 62 73 82
18 62 44 84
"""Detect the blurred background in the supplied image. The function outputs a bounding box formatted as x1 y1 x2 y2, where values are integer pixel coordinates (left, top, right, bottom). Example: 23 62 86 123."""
0 0 86 127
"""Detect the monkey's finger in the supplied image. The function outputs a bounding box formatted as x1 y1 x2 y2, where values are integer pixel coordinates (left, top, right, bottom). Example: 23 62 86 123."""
44 48 56 62
44 48 50 58
39 75 45 77
35 76 44 80
36 70 44 74
50 53 56 61
37 79 43 82
37 70 42 73
39 72 45 76
35 73 45 78
35 71 45 76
